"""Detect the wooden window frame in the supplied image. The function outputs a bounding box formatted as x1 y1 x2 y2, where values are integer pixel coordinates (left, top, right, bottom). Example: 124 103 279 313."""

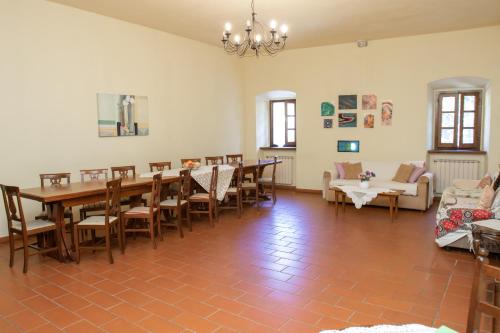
270 99 296 147
434 90 482 151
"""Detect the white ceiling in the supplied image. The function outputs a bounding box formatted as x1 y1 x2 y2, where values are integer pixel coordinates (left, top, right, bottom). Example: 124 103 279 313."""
48 0 500 49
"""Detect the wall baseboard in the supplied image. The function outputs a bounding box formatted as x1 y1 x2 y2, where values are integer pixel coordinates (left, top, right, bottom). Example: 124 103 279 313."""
295 188 322 194
276 185 296 190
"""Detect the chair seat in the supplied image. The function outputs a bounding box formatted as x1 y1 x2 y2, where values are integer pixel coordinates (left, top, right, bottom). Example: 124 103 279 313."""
226 187 238 194
11 219 56 232
189 193 210 200
160 198 187 208
258 177 273 183
124 206 157 215
241 182 257 188
78 215 118 226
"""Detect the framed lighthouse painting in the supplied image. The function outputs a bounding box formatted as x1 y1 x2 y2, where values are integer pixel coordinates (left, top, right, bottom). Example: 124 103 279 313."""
97 93 149 137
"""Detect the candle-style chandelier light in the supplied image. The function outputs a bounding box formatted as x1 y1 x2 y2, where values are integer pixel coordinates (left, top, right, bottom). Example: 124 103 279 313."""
221 0 288 57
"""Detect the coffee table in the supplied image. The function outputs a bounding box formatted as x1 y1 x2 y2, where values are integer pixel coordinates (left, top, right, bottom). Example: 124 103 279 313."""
332 187 404 222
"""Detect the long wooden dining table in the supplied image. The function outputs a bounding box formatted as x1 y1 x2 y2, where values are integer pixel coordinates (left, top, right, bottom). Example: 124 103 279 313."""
18 159 279 261
19 176 179 260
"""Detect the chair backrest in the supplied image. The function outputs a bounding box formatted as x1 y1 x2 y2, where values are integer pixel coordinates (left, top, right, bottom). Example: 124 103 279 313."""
208 166 219 199
80 169 108 182
270 156 278 181
104 178 122 224
467 259 500 333
150 173 162 213
226 154 243 164
235 162 243 190
40 173 71 188
205 156 224 165
1 185 26 233
111 166 136 179
178 169 192 205
181 158 201 166
149 162 172 172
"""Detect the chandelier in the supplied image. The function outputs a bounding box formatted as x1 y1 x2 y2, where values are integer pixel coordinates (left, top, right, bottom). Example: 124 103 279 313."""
221 0 288 57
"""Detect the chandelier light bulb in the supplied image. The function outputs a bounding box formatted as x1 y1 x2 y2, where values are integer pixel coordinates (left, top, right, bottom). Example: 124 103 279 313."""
255 34 262 43
270 20 277 30
234 34 241 45
246 20 251 28
280 24 288 34
224 22 232 32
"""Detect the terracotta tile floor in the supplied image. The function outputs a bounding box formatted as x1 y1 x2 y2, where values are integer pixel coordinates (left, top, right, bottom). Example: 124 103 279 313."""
0 191 474 332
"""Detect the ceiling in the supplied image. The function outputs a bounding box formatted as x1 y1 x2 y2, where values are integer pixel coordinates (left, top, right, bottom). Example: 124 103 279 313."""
48 0 500 49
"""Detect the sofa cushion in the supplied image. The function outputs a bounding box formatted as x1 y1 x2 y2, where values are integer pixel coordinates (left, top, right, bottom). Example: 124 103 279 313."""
335 163 346 179
330 179 418 196
478 174 493 189
409 167 426 183
344 162 362 179
393 164 415 183
477 185 495 209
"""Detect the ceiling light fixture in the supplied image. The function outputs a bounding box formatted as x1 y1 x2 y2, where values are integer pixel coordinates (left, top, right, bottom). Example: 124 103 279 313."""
222 0 288 57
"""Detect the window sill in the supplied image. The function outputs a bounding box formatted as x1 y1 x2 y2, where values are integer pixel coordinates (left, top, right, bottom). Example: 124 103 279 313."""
428 149 487 155
260 147 296 151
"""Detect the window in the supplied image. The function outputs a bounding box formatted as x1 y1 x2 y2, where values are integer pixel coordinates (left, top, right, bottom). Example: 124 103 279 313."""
435 91 482 150
270 99 296 147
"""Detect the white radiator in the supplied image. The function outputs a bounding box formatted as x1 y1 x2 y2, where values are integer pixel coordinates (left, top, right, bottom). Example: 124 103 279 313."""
264 155 294 185
432 159 481 194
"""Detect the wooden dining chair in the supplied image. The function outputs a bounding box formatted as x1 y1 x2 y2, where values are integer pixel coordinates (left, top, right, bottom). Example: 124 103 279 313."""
1 184 59 273
258 156 278 205
79 169 109 220
226 154 243 164
221 162 243 218
111 165 136 179
188 166 219 227
205 156 224 165
122 173 162 249
74 178 123 264
181 158 201 167
149 162 172 172
242 160 261 208
160 169 191 237
467 259 500 333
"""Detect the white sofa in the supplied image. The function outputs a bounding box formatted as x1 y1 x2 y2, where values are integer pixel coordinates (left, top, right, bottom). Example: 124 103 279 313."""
323 161 434 211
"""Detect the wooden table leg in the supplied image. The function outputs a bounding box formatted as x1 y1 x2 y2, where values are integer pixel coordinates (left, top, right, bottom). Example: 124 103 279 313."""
342 193 346 213
335 191 339 217
395 196 399 218
50 203 67 261
389 196 394 223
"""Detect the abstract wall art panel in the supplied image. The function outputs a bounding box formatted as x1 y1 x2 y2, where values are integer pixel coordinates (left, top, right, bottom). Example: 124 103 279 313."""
339 95 357 110
97 93 149 137
338 113 357 127
321 102 335 116
364 114 375 128
381 100 393 126
362 95 377 110
323 119 333 128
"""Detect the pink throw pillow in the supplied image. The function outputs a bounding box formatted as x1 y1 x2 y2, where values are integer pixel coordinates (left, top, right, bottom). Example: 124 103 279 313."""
477 185 495 210
335 162 345 179
478 174 493 189
408 166 426 183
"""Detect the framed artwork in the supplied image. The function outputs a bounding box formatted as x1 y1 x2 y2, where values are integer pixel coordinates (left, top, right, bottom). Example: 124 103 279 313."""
321 102 335 116
323 119 333 128
339 95 357 110
338 113 357 127
381 100 393 126
338 140 360 152
362 95 377 110
97 93 149 137
364 114 375 128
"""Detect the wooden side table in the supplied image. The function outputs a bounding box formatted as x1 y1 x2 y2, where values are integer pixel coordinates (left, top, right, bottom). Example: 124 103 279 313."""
333 187 403 222
472 220 500 262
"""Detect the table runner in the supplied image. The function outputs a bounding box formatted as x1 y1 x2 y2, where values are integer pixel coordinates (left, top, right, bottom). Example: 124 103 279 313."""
140 165 235 201
337 185 395 209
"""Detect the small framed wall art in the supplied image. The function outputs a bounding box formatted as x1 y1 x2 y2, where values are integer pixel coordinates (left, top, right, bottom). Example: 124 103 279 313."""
323 119 333 128
338 113 357 127
339 95 357 110
337 140 360 153
321 102 335 116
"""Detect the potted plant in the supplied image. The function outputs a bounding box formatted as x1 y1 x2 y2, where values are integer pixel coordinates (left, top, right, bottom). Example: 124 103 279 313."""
359 170 376 189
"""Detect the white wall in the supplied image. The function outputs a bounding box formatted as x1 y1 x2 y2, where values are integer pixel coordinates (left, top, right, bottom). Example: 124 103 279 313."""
241 26 500 189
0 0 243 236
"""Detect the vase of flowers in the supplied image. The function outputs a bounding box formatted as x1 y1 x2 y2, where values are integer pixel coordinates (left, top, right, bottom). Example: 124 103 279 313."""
359 170 376 189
